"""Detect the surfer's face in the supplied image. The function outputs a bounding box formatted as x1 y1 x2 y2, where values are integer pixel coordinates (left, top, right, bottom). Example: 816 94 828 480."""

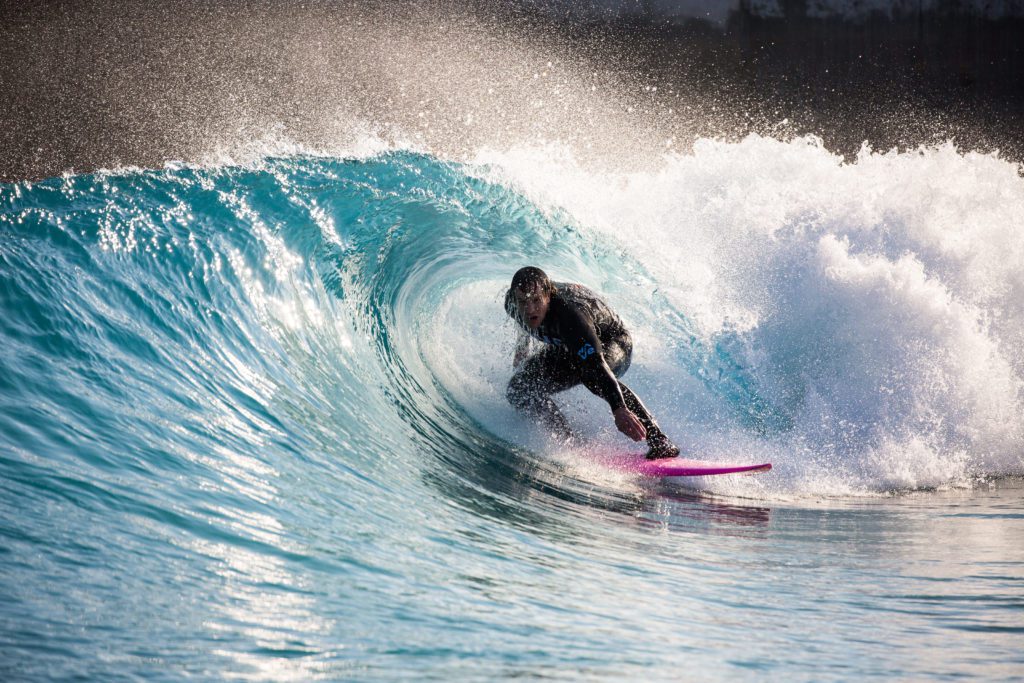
515 286 550 329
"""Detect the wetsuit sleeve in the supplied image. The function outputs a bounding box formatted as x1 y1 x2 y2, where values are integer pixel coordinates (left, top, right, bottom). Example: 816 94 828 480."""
561 306 626 412
512 328 531 367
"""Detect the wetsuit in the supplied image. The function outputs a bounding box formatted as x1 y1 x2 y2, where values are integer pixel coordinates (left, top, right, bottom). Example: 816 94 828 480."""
504 282 671 450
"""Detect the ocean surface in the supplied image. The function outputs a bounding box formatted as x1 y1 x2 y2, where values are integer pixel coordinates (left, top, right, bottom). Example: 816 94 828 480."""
2 138 1024 680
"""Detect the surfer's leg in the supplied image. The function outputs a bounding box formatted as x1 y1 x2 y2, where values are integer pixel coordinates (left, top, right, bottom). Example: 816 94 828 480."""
616 384 679 459
506 349 581 441
583 338 678 459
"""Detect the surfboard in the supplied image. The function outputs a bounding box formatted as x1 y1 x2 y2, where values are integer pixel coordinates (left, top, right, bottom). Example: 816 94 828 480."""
596 452 772 477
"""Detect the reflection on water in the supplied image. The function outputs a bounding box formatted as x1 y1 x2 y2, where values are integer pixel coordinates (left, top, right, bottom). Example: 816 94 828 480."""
189 536 332 682
640 488 772 534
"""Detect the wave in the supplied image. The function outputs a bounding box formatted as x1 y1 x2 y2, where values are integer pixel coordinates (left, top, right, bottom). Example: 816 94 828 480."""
1 138 1022 514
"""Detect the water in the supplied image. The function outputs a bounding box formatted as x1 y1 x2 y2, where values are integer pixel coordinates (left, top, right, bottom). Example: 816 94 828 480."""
1 139 1023 680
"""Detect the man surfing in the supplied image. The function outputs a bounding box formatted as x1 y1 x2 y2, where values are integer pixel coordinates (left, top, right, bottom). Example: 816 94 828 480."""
504 266 680 459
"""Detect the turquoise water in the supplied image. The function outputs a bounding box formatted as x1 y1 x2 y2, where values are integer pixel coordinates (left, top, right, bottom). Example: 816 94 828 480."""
2 146 1023 680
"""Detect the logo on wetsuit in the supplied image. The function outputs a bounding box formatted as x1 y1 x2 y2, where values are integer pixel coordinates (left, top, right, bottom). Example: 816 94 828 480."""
577 343 595 360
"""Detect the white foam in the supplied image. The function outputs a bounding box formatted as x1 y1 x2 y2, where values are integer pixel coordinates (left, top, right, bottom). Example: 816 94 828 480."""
473 135 1024 495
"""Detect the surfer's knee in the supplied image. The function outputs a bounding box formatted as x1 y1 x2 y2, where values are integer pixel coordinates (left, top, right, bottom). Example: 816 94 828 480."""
604 338 632 377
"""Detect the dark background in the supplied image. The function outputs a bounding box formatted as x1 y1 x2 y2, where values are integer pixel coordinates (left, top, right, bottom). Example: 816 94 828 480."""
2 0 1022 181
507 0 1024 160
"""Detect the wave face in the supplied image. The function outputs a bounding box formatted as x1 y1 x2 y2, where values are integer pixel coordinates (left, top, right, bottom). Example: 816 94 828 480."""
1 141 1023 679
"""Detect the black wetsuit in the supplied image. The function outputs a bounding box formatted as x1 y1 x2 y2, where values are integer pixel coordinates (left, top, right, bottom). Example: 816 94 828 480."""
504 282 670 449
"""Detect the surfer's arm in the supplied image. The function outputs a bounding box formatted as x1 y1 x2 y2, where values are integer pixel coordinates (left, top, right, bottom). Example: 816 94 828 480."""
512 330 531 369
563 310 625 411
562 309 646 441
612 405 646 442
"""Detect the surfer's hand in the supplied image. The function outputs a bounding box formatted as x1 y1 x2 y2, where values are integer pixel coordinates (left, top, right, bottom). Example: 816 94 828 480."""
613 406 646 442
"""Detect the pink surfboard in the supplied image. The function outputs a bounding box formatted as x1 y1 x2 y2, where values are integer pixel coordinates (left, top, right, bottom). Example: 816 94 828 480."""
596 452 772 477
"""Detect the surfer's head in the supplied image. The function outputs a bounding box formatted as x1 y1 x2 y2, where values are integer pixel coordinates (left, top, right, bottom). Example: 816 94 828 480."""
511 266 553 329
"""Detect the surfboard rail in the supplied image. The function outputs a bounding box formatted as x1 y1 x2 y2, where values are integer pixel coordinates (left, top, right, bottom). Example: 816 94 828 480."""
596 453 772 477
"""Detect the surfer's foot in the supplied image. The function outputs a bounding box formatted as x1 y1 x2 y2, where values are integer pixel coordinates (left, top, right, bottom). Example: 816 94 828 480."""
645 437 679 460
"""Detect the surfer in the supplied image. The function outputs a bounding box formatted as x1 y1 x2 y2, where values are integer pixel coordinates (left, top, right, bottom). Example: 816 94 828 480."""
504 266 679 459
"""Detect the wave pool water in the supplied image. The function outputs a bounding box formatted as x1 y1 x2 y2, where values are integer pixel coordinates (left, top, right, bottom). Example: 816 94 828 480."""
1 140 1023 680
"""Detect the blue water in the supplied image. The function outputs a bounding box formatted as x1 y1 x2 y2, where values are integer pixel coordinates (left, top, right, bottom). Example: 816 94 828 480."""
2 148 1023 680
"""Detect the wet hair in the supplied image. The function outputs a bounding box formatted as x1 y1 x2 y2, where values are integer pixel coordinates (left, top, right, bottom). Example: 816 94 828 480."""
510 266 554 295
